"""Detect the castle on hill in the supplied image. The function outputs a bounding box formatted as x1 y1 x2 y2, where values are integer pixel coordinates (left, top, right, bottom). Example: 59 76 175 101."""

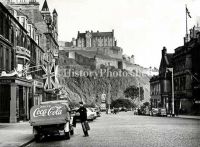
59 30 157 77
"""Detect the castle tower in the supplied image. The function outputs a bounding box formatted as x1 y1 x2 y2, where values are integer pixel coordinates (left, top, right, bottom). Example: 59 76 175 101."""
53 9 58 29
41 0 51 25
52 9 58 41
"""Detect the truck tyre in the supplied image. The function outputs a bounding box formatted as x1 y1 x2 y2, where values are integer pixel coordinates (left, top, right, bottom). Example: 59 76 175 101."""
64 131 70 140
35 134 43 143
70 129 74 135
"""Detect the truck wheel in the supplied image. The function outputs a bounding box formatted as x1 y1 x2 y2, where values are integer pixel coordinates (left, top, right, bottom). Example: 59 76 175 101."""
35 134 43 143
65 132 70 140
70 129 74 135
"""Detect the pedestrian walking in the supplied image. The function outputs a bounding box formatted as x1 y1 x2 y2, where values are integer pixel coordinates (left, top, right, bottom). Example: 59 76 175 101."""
76 102 90 137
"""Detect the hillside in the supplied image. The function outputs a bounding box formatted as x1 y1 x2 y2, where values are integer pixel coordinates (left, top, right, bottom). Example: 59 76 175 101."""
58 70 150 106
57 51 150 106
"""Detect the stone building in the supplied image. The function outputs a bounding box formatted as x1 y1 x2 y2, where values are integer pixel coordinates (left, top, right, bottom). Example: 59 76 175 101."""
150 76 161 108
150 26 200 115
0 0 59 123
62 30 123 60
0 2 44 122
59 30 154 78
7 0 59 91
77 30 116 48
150 47 173 113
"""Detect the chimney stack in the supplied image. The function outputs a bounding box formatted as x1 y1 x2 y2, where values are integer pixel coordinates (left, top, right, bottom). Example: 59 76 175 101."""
162 46 167 57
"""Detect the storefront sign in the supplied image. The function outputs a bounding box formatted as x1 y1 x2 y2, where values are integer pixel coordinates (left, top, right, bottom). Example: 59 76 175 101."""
34 80 44 88
33 105 63 117
16 46 31 58
0 79 14 84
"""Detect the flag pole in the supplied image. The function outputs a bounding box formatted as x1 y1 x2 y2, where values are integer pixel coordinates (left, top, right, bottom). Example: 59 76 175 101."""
186 4 188 42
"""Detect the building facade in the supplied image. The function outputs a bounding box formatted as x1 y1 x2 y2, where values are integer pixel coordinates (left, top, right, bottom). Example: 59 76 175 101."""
150 47 172 113
150 27 200 115
7 0 59 98
0 0 59 123
0 2 34 122
150 76 161 108
7 0 59 88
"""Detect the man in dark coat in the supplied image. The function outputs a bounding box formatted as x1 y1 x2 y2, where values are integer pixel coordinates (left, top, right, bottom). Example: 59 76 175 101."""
76 102 89 137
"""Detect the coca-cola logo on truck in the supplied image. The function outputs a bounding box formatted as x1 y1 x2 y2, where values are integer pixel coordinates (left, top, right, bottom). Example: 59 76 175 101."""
33 105 63 117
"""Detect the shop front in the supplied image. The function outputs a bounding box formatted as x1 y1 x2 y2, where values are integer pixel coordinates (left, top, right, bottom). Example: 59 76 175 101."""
0 77 32 123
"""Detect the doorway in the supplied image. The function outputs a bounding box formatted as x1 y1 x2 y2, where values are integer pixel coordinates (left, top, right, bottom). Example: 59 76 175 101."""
0 84 10 122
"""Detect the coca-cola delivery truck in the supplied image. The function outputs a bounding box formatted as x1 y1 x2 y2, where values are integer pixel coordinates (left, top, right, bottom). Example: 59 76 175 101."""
30 100 74 142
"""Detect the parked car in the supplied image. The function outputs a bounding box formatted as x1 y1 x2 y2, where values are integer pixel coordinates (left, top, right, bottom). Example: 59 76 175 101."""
150 108 159 116
158 108 167 116
87 108 96 120
95 107 101 117
71 107 96 121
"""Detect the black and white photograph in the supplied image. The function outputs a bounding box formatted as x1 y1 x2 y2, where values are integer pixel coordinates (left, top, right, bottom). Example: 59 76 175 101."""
0 0 200 147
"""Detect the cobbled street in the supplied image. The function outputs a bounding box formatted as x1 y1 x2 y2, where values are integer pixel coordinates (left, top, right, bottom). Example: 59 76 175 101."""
27 112 200 147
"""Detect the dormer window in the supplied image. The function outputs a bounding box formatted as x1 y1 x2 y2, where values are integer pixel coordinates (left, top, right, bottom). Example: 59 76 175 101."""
28 24 31 36
21 17 25 28
32 28 35 40
36 35 39 45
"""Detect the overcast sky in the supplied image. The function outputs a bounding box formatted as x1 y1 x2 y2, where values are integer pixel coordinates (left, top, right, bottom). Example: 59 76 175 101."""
38 0 200 68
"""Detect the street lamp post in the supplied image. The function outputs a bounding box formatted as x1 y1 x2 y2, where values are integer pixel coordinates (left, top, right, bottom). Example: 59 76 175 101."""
167 68 175 116
138 83 140 105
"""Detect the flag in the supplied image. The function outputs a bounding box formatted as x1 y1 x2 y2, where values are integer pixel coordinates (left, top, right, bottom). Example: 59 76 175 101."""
186 7 191 18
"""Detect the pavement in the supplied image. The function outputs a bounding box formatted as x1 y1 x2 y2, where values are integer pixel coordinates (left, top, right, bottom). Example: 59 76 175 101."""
176 115 200 120
0 114 199 147
0 122 34 147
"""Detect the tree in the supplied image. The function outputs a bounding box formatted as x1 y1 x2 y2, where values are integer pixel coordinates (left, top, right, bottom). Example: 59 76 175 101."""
124 85 144 101
111 98 135 109
143 102 150 107
124 85 139 100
